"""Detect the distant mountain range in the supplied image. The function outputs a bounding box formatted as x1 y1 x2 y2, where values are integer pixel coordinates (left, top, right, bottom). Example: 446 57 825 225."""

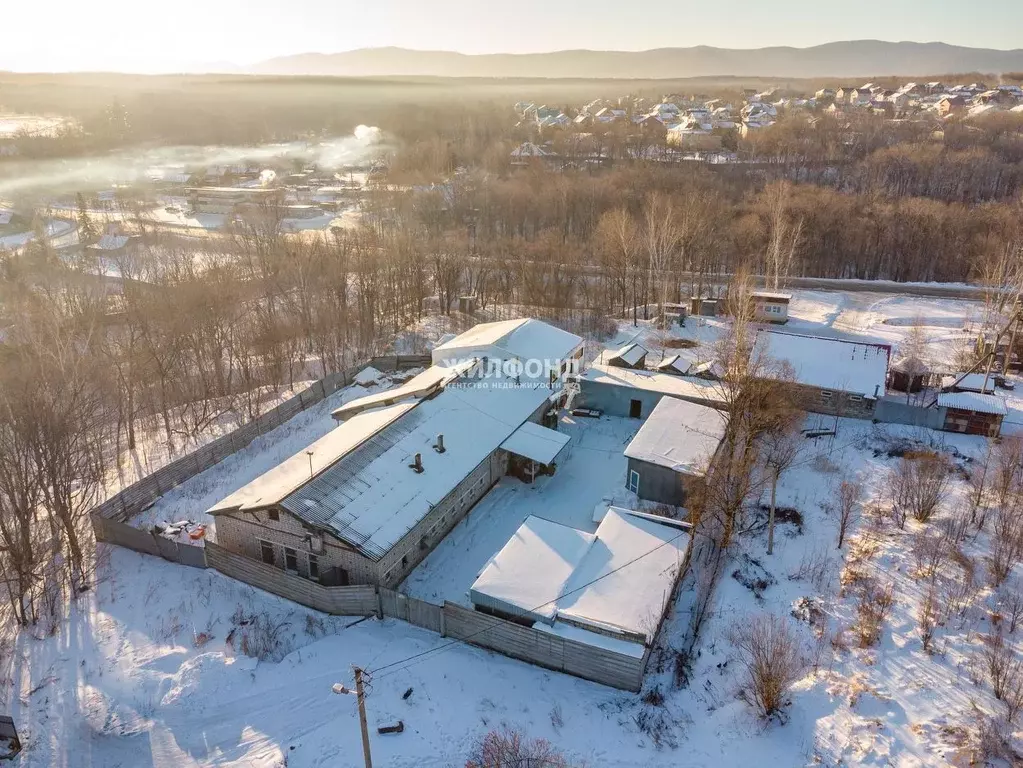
251 41 1023 80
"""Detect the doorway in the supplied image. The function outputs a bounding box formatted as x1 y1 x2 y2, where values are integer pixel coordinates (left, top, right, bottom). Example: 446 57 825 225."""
629 399 642 418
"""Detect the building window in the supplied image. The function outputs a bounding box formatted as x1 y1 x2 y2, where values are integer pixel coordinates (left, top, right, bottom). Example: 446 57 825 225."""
848 394 863 402
820 390 833 401
401 555 409 568
307 553 320 581
284 546 298 572
627 469 640 494
259 540 275 565
268 509 279 522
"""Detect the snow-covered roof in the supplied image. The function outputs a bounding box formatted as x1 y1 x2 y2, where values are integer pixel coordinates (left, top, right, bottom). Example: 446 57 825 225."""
624 397 726 474
557 508 689 644
754 331 890 398
470 508 689 646
332 361 474 420
654 354 689 376
937 392 1007 416
752 291 791 302
510 142 549 158
582 364 725 406
944 372 996 394
208 401 417 515
607 342 647 367
88 234 131 251
470 516 595 623
500 422 570 465
282 376 554 560
431 318 582 369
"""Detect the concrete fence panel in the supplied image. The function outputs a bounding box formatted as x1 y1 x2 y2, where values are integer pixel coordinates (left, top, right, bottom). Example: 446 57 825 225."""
441 602 644 692
205 543 378 615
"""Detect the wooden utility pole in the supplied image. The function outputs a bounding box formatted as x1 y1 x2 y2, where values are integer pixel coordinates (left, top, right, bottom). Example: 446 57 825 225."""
354 667 373 768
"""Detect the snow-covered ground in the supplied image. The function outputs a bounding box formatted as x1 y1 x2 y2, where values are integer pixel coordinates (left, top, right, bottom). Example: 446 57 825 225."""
8 289 1023 766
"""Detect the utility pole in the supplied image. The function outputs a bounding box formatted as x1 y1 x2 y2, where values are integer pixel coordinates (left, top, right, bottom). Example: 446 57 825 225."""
332 668 373 768
354 668 372 768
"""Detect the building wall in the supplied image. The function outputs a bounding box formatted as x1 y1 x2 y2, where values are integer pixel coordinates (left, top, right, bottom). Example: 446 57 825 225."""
943 408 1003 437
579 379 721 418
627 457 686 506
213 507 379 585
781 381 878 419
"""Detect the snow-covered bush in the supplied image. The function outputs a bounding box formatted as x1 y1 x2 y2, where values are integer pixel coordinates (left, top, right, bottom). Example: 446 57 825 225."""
465 728 569 768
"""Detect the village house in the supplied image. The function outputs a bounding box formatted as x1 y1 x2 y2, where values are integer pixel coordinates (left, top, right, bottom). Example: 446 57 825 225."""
751 291 791 323
623 397 726 506
754 331 890 418
469 508 691 653
208 319 583 590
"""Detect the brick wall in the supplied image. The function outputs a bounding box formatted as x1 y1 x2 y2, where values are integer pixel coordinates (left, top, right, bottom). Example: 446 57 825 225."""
784 382 878 419
212 508 378 585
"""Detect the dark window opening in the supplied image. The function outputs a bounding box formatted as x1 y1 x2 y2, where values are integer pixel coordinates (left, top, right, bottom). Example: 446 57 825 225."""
260 541 275 565
629 399 642 418
307 554 319 581
268 509 279 522
284 547 298 572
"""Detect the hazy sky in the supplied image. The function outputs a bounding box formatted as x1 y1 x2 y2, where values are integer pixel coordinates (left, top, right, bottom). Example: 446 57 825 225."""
4 0 1023 73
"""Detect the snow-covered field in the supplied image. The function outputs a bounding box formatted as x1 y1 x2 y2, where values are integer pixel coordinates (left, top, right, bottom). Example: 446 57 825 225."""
7 289 1023 767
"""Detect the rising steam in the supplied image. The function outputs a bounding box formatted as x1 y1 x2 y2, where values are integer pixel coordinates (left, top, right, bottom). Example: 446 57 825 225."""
0 125 385 200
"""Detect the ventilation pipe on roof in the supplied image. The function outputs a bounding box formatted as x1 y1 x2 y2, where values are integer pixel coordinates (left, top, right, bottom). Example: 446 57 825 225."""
409 452 424 473
433 434 446 453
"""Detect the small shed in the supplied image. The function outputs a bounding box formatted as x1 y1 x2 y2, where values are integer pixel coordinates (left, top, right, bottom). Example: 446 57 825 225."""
654 354 690 376
889 355 928 393
458 295 477 314
605 343 648 370
937 392 1007 437
751 291 791 324
690 297 718 317
685 360 723 381
623 397 727 506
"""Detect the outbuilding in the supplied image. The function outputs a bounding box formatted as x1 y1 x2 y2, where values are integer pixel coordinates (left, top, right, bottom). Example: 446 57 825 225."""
579 363 724 418
469 508 691 653
604 343 648 370
937 391 1007 437
751 291 791 324
623 397 727 506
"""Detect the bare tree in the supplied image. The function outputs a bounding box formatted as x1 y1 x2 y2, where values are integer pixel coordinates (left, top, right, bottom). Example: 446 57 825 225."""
836 476 864 549
760 408 803 555
762 181 804 290
731 613 805 718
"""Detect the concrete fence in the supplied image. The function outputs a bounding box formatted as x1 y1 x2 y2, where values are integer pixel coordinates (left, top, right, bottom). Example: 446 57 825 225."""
205 544 644 691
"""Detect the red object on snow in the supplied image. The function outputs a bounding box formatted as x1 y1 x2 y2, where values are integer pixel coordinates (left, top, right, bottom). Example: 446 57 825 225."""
188 525 207 540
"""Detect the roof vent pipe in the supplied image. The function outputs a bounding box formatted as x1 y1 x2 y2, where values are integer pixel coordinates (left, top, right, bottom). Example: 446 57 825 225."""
433 434 446 453
409 453 424 473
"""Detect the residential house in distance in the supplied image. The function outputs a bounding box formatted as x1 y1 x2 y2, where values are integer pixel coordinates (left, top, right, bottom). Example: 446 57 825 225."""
623 397 727 506
209 319 582 590
751 291 791 324
754 331 890 418
469 508 691 655
937 95 969 117
187 186 277 215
